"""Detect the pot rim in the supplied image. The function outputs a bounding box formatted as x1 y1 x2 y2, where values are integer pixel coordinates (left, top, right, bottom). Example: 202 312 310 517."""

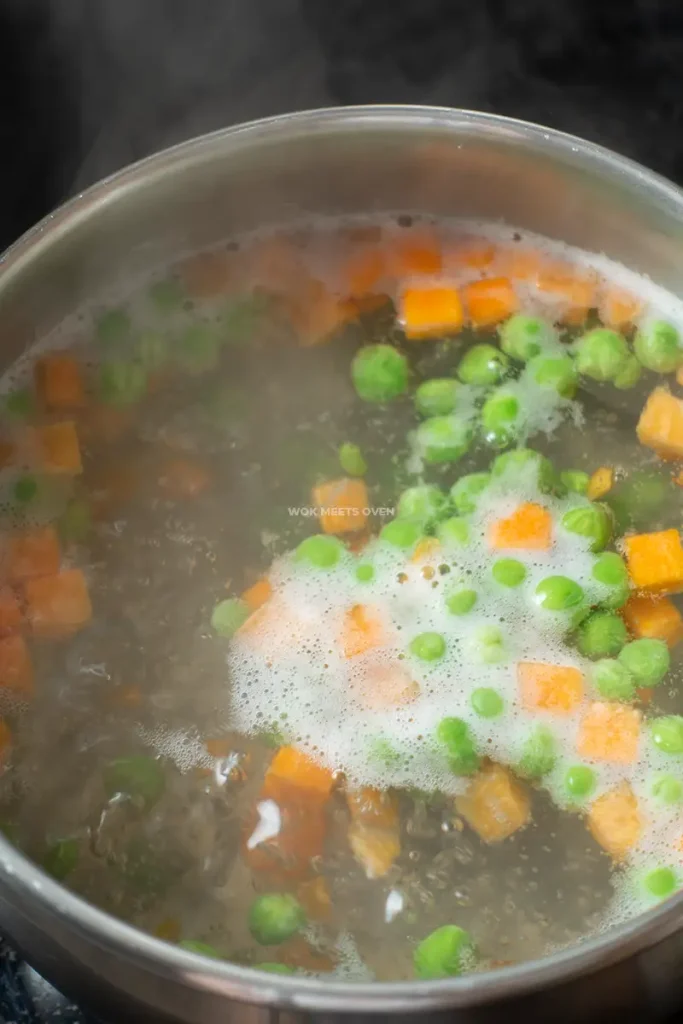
2 103 683 1013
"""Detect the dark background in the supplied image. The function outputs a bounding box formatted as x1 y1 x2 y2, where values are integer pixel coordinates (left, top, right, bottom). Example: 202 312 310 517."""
2 0 683 251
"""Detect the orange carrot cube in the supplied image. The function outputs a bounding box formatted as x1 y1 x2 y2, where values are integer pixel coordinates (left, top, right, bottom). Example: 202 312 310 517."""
398 285 464 340
463 276 519 327
242 578 272 613
637 388 683 460
344 247 387 297
498 246 542 281
0 587 22 635
518 662 584 714
37 422 82 475
623 529 683 595
392 230 443 276
312 478 368 535
451 239 496 270
587 783 643 861
347 787 399 830
7 527 61 582
536 262 598 323
599 287 643 331
264 746 335 804
489 502 553 551
23 568 92 637
205 737 232 759
587 466 613 500
297 876 332 922
348 821 401 879
456 763 531 843
34 354 86 411
622 595 683 648
341 604 385 658
577 702 641 763
355 661 420 710
410 537 442 565
0 635 33 695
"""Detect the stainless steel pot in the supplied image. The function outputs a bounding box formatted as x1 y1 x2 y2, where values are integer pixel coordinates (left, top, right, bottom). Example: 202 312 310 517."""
2 105 683 1024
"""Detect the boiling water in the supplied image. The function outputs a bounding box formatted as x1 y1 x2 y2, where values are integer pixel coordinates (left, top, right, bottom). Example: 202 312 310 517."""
0 215 680 980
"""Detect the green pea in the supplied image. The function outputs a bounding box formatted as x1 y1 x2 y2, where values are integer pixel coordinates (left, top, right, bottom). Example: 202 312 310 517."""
413 925 475 979
491 448 556 493
415 378 459 418
103 756 166 807
138 330 168 371
519 726 556 778
410 631 446 662
149 278 185 313
5 388 35 418
339 442 367 477
535 576 584 611
481 388 520 448
381 519 421 550
179 940 223 959
474 625 506 664
446 588 478 616
575 328 629 382
254 962 296 975
457 344 509 386
590 659 636 702
576 612 628 659
296 535 343 568
564 765 596 800
13 476 38 504
43 838 79 881
436 718 480 776
99 360 147 406
618 639 670 686
176 324 221 374
248 893 306 946
651 716 683 755
356 563 375 583
397 484 447 526
560 470 590 495
634 321 682 373
437 516 470 548
416 414 472 464
499 314 556 362
450 472 491 514
561 503 612 552
651 774 683 805
211 597 250 637
642 866 678 900
527 354 578 398
614 355 642 390
592 552 629 589
369 736 404 769
492 558 527 588
96 308 131 345
351 344 409 402
471 687 504 718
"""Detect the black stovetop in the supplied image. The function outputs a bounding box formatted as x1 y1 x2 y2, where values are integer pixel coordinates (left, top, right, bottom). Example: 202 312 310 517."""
2 0 683 1019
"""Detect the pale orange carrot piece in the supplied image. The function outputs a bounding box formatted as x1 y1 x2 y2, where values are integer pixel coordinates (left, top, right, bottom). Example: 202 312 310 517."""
348 821 401 879
297 875 332 922
158 458 211 499
339 293 392 319
312 478 368 535
392 230 443 276
344 247 387 297
463 276 519 327
155 917 182 942
398 285 464 340
0 635 33 695
577 702 641 763
409 537 442 564
242 578 272 613
536 261 598 324
34 354 86 412
23 568 92 637
7 526 61 582
341 604 385 658
36 422 82 475
0 587 22 635
622 595 683 648
518 662 584 714
456 763 531 843
264 746 335 804
244 798 327 881
637 687 653 705
637 388 683 460
178 250 235 299
355 661 420 710
279 936 336 973
291 280 352 347
489 502 553 551
587 783 643 861
498 246 542 282
599 287 643 331
451 238 496 270
587 466 613 500
248 234 303 293
623 529 683 595
347 787 399 830
205 737 232 759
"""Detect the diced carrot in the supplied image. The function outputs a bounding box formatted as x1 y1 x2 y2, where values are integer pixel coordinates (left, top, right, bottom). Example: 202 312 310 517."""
7 526 61 582
205 737 231 759
489 502 553 551
348 821 401 879
264 746 335 804
587 466 613 500
675 468 683 486
463 276 519 327
35 422 82 475
498 247 542 282
158 458 211 499
178 250 235 299
577 702 641 763
312 478 368 535
297 875 332 922
392 230 443 276
354 661 420 710
451 239 496 270
0 719 11 761
398 285 464 340
244 798 327 881
587 783 643 861
339 294 392 319
637 388 683 460
0 587 22 635
0 440 17 470
279 936 335 973
455 763 531 843
0 635 33 695
34 354 86 412
344 247 387 297
518 662 584 714
410 537 442 564
340 604 386 659
599 287 643 331
347 787 399 830
23 568 92 637
637 687 653 705
242 578 272 613
291 280 352 347
154 917 182 942
623 529 683 595
247 235 303 293
622 595 683 648
536 262 598 324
